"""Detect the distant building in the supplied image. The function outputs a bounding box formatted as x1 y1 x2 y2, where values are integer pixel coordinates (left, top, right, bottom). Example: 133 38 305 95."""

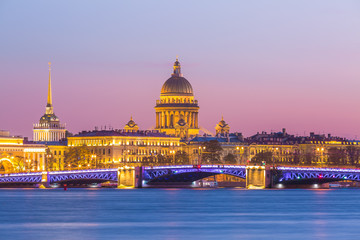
33 62 66 142
215 116 230 137
124 116 139 132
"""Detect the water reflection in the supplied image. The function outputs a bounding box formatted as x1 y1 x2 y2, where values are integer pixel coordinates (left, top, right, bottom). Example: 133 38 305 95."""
1 189 360 240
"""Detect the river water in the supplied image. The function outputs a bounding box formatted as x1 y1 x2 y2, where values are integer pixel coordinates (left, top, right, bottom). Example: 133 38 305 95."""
1 188 360 240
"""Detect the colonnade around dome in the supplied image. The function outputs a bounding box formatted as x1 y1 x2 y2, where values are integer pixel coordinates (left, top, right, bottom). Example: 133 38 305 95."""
155 111 199 130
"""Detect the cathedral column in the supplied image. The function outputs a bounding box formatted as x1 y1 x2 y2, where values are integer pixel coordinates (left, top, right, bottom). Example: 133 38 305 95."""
188 112 191 128
162 112 165 128
195 113 198 128
190 112 193 128
167 111 171 128
170 111 174 127
161 112 164 128
156 113 159 128
173 111 177 125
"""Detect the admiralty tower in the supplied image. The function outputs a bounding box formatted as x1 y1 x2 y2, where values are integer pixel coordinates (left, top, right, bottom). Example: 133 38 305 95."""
33 63 66 142
155 58 199 139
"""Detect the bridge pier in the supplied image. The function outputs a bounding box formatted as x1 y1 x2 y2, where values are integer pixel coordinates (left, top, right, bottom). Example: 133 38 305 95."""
38 172 50 188
117 167 142 188
246 165 272 189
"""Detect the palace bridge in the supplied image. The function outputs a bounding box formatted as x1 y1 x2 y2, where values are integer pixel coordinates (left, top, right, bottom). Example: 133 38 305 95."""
1 165 360 188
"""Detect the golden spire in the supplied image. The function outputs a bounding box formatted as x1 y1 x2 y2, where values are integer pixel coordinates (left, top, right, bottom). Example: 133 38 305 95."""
46 62 53 114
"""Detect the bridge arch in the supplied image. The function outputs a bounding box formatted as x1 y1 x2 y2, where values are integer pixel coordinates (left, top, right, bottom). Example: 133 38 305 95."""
278 168 360 185
0 158 14 173
144 166 246 184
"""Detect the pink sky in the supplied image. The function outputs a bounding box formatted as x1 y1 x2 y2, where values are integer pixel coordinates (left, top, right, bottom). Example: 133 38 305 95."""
1 1 360 139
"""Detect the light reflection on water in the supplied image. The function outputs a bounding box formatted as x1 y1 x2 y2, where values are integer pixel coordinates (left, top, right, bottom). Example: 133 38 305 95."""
1 188 360 240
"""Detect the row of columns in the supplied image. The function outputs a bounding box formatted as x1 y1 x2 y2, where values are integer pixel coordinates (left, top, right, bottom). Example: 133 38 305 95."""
156 111 198 129
23 152 45 171
34 131 66 142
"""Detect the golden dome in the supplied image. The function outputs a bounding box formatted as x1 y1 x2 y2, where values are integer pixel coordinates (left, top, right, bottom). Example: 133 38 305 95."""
161 76 193 96
160 58 194 96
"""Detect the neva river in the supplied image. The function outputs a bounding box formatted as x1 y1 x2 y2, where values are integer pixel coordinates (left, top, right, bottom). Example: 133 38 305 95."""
1 188 360 240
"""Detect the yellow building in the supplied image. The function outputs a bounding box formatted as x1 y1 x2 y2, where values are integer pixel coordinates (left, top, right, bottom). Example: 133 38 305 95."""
0 131 46 172
67 127 181 167
33 62 66 142
45 143 68 171
155 58 199 139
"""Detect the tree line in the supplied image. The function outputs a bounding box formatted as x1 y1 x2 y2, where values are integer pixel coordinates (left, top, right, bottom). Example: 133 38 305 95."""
251 146 360 167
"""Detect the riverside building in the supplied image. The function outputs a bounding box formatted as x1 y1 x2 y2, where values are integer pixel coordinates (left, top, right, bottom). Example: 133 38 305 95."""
67 117 181 166
0 130 46 172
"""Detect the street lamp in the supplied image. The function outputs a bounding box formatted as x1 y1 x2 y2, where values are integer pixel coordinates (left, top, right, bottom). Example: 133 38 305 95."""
316 147 325 166
235 146 244 164
46 153 52 171
25 159 32 172
91 154 97 169
198 146 206 165
170 150 176 165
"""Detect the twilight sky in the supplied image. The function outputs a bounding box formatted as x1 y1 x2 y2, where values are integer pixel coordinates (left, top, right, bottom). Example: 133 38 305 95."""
1 1 360 139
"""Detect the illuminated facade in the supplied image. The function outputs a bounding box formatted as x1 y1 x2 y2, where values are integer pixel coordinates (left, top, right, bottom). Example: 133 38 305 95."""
155 58 199 139
33 63 66 142
5 58 360 173
68 129 181 166
0 131 46 172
